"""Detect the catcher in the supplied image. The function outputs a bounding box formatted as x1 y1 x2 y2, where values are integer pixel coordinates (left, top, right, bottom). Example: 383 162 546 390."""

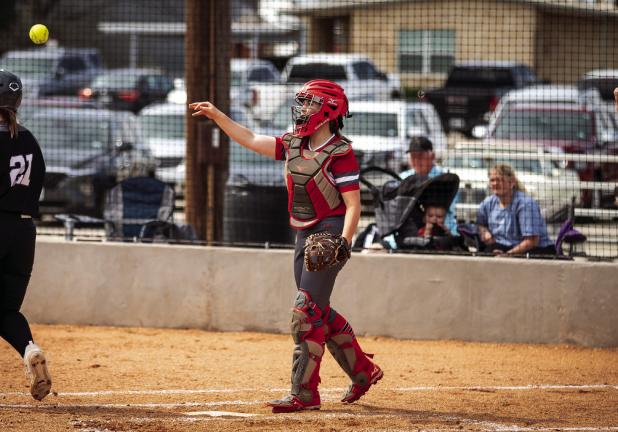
190 79 383 413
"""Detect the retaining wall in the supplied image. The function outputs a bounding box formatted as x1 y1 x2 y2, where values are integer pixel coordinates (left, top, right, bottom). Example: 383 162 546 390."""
23 238 618 347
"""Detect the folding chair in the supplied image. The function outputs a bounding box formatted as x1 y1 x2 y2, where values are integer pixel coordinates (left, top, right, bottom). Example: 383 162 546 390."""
554 198 587 258
103 176 175 240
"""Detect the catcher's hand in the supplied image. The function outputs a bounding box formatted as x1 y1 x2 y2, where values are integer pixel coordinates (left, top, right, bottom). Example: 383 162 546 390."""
304 232 351 272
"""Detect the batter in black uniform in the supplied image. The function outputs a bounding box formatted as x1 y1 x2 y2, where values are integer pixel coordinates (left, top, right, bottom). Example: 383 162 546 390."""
0 70 52 401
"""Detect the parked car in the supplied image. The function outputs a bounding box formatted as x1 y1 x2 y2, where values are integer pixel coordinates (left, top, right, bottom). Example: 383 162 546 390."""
481 102 618 207
249 53 402 122
442 142 581 222
20 105 156 216
344 100 446 172
137 102 185 191
423 61 542 135
80 68 174 113
0 47 103 98
166 58 281 107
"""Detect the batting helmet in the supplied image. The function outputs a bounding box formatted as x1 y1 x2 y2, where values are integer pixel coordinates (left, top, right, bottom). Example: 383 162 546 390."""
0 70 23 111
292 79 349 137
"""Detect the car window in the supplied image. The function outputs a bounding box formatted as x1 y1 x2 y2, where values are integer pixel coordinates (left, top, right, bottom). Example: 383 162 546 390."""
579 78 618 102
406 110 430 135
352 61 382 80
287 63 347 83
493 109 593 141
247 67 278 82
93 72 141 89
88 53 102 68
26 114 110 150
0 57 56 79
446 67 515 87
58 56 87 73
345 112 399 137
138 113 184 140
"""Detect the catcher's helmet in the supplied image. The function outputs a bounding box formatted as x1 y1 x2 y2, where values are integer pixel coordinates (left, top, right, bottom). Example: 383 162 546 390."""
0 70 23 111
292 79 349 137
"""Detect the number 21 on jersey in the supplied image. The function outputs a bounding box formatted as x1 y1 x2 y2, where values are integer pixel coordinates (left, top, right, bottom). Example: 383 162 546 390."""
9 154 33 187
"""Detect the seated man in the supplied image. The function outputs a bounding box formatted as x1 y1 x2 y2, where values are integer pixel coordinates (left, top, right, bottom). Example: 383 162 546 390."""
401 137 458 235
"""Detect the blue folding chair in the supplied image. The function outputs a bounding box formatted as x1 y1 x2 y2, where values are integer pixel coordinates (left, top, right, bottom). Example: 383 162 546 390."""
103 176 175 240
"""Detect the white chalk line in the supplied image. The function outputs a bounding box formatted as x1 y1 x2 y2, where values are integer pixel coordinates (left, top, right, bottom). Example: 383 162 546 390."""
68 413 618 432
1 383 616 398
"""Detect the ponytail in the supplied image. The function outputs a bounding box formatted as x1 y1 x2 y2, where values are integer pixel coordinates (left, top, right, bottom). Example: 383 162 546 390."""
0 108 18 139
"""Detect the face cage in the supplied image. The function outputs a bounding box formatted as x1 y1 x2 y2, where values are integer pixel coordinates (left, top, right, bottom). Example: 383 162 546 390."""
291 93 324 129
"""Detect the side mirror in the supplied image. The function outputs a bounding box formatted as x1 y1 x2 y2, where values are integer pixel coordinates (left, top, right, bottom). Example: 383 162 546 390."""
471 125 488 139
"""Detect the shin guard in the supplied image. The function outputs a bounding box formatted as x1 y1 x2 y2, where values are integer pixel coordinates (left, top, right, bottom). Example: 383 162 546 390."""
324 306 383 402
268 290 324 412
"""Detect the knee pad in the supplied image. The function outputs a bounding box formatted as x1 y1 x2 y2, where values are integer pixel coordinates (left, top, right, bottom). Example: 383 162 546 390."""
290 290 323 344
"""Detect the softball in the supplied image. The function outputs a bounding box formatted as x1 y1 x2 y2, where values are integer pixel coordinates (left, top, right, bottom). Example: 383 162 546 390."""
29 24 49 45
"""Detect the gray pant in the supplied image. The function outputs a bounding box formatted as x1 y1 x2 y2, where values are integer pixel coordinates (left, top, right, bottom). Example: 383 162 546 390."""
293 216 346 309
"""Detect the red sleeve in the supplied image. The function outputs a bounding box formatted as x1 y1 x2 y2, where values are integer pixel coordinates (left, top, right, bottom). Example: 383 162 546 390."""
330 150 360 193
274 134 289 161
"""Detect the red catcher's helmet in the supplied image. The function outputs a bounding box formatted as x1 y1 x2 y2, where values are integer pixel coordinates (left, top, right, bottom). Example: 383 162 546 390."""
292 79 349 137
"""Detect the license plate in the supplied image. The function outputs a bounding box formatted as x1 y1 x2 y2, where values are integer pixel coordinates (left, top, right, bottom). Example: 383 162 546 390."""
449 117 465 129
100 95 112 104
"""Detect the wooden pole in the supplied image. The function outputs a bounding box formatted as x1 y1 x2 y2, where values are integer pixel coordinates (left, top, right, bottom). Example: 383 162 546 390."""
184 0 230 242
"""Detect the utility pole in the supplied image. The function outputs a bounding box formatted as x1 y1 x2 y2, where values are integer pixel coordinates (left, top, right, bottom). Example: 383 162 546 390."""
185 0 230 243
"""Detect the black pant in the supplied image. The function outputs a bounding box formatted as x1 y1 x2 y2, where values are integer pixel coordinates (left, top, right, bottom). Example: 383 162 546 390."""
0 214 36 357
293 217 346 309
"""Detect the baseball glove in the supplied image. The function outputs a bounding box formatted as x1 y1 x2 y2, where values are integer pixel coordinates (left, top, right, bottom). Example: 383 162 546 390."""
304 232 351 272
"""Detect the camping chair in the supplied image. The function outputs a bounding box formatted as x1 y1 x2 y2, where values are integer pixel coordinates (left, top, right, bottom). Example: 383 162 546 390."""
103 176 175 240
554 197 587 258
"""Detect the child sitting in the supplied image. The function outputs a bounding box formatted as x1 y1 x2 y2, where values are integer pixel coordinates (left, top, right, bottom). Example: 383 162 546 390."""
418 204 450 239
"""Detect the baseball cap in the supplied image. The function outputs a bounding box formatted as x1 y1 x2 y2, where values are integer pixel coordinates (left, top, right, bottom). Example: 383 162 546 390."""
407 136 433 153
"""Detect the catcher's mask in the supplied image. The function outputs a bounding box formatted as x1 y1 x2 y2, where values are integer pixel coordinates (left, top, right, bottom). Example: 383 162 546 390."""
0 70 22 112
292 79 349 137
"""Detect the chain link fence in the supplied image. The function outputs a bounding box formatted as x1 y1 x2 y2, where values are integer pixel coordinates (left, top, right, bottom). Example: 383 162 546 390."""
1 0 617 259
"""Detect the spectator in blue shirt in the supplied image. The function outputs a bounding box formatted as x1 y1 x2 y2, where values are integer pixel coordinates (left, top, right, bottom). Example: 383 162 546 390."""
477 164 554 256
400 137 458 234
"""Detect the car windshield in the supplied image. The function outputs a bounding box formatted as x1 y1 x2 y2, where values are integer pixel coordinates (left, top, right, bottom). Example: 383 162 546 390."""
93 72 141 89
139 114 184 140
494 109 593 141
446 67 515 87
345 112 399 137
444 155 544 174
231 70 242 87
0 57 56 79
287 63 347 83
26 115 110 151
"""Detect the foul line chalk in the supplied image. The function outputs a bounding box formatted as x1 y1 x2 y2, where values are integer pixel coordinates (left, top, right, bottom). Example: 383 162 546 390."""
0 383 615 398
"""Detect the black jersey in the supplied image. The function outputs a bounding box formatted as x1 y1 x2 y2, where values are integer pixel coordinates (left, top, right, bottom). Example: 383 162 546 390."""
0 124 46 216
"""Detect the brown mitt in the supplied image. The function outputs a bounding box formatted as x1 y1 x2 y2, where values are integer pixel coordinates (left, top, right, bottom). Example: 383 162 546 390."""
303 232 351 272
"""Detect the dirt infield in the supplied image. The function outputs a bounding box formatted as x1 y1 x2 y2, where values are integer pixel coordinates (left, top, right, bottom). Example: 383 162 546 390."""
1 325 617 432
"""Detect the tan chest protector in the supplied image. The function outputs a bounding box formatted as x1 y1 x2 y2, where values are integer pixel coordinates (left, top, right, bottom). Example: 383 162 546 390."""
283 134 352 229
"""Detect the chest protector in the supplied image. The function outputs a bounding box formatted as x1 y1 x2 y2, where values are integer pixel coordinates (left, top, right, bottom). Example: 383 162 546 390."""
283 134 352 229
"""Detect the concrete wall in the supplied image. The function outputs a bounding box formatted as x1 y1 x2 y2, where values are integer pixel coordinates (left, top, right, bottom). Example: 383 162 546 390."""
24 238 618 347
